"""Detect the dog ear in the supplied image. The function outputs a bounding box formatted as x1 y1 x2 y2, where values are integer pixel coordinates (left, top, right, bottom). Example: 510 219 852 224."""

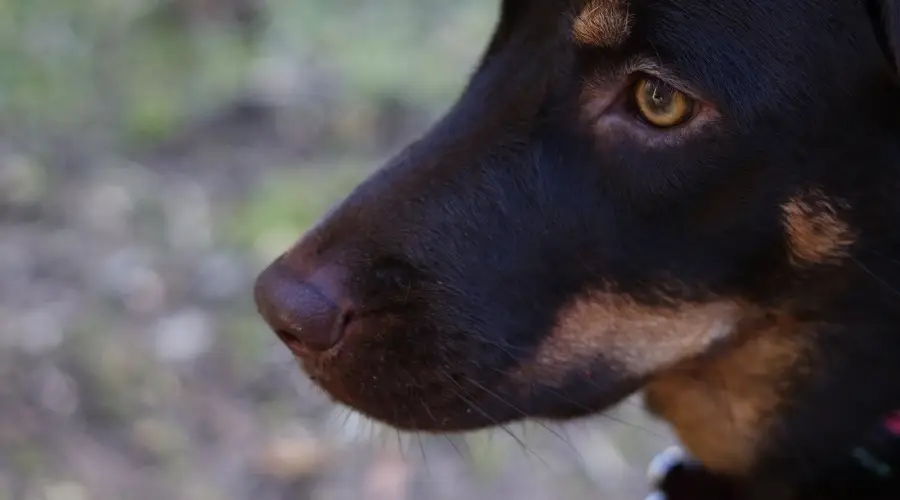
869 0 900 72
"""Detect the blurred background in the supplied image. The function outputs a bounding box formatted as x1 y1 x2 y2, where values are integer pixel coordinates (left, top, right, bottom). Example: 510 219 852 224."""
0 1 678 499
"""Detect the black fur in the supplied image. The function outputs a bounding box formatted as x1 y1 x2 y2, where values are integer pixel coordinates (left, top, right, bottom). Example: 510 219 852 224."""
254 1 900 498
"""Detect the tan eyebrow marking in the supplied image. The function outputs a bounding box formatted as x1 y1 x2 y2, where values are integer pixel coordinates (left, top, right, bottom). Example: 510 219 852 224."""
782 188 856 267
572 0 634 48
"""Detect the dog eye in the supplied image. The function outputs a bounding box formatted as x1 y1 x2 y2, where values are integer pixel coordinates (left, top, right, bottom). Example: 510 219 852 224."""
632 77 695 128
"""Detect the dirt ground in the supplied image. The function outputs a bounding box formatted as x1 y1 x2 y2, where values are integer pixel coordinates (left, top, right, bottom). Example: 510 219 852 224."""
0 1 677 499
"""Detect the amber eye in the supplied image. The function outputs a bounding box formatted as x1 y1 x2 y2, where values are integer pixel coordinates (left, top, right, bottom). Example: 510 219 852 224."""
633 78 694 128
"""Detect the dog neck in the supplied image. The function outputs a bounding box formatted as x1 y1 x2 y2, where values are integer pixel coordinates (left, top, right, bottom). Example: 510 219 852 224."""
644 305 900 487
643 313 808 476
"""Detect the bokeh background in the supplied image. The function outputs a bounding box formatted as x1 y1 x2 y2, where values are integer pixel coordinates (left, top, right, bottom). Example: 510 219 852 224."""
1 1 679 499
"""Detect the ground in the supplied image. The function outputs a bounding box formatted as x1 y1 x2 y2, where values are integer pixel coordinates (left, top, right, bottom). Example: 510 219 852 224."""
0 1 672 498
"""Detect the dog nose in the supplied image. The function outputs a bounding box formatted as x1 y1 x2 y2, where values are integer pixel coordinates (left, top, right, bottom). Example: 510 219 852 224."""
254 260 350 353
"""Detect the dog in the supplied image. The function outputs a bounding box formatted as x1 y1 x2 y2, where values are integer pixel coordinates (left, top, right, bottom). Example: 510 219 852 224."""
253 1 900 498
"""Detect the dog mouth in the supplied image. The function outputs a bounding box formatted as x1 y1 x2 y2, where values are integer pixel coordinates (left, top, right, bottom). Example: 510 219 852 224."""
280 323 648 431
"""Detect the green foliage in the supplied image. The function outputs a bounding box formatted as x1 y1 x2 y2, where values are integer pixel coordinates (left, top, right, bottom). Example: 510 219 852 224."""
266 0 494 106
226 162 371 262
0 1 665 497
0 0 494 149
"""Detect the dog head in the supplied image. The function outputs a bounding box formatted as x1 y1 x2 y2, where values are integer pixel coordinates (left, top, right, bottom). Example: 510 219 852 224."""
255 0 900 475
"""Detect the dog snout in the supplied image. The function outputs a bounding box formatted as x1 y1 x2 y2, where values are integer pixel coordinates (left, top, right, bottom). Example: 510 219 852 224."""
254 258 353 354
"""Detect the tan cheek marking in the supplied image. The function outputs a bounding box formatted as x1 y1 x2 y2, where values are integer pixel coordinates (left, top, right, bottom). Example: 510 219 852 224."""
644 315 810 476
519 292 745 385
572 0 634 48
782 189 855 267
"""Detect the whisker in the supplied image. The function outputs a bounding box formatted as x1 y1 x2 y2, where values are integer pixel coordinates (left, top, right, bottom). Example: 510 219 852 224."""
851 256 900 300
464 376 583 459
417 432 431 475
396 428 405 457
419 398 470 462
437 368 550 469
482 366 667 439
445 434 469 462
325 405 345 429
456 331 670 440
341 406 355 431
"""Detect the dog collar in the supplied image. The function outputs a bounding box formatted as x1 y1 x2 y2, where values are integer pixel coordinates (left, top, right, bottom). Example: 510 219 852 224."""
885 412 900 436
848 411 900 480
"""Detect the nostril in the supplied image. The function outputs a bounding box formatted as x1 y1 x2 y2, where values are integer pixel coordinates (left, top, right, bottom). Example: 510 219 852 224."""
254 261 352 354
274 329 305 353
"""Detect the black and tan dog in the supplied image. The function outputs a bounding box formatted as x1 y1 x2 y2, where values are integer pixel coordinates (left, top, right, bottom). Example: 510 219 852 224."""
254 1 900 498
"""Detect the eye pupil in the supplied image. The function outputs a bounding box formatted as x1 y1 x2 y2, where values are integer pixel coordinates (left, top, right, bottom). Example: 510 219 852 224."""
634 78 693 128
649 84 670 108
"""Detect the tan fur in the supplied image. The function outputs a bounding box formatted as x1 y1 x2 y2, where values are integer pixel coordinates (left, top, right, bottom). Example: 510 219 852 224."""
572 0 634 48
782 189 855 267
644 315 811 476
520 291 745 384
